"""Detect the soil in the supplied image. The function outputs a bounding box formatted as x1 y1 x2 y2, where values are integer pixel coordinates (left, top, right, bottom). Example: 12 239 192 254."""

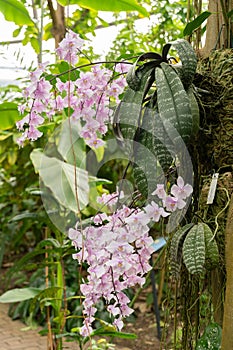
112 310 161 350
0 264 162 350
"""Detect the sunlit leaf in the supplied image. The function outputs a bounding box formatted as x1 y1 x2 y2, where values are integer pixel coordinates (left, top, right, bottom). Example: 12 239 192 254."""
0 102 20 130
57 0 149 17
30 149 89 212
0 0 34 26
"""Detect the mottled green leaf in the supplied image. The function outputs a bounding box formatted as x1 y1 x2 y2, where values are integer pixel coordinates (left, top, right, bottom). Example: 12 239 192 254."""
187 87 200 135
134 106 173 197
170 223 194 278
171 39 197 89
183 223 206 274
203 223 219 270
113 71 152 156
196 323 222 350
155 62 193 144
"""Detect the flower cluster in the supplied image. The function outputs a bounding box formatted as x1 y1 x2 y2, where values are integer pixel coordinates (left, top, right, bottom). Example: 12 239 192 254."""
56 30 84 65
68 178 193 336
16 30 129 147
152 176 193 212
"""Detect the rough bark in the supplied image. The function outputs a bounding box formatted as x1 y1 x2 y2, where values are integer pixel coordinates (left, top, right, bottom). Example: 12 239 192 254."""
221 194 233 349
200 0 233 57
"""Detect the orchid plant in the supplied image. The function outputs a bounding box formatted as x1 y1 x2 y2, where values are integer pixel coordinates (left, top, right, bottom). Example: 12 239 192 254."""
14 29 198 343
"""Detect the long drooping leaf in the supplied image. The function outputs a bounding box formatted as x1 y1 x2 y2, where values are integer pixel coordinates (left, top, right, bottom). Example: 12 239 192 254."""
183 11 211 37
203 223 219 270
133 106 174 197
0 0 34 26
183 224 206 275
155 62 193 144
30 149 89 212
126 52 163 91
187 87 200 135
0 102 20 130
57 0 148 17
171 39 197 89
170 223 194 279
113 71 152 156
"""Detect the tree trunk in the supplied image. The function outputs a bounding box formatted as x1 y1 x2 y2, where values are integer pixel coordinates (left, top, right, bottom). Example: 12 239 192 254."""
200 0 233 57
47 0 66 48
221 194 233 349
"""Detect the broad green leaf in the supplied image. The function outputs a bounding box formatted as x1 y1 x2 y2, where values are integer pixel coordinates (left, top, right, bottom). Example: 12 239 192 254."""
155 62 193 144
57 120 86 169
30 149 89 212
0 288 41 303
0 102 20 130
183 11 211 37
57 0 149 17
183 223 206 274
0 0 34 26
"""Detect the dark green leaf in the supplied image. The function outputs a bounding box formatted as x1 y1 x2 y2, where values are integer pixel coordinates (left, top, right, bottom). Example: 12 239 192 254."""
170 223 194 279
187 87 200 135
183 11 212 36
203 223 219 270
171 39 197 89
155 62 193 144
227 9 233 18
183 223 205 274
134 107 174 197
113 71 152 156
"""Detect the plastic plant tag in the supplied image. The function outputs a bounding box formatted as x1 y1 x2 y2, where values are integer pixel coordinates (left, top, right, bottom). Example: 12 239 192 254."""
207 173 219 204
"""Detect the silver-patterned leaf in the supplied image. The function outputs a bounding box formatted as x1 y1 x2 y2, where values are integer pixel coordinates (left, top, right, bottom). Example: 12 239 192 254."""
202 223 219 270
170 223 194 279
171 39 197 89
156 62 193 144
183 223 206 274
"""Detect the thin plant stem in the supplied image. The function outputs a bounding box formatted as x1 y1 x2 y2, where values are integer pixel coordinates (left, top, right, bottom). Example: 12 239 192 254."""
173 280 178 349
129 245 166 308
45 227 53 350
